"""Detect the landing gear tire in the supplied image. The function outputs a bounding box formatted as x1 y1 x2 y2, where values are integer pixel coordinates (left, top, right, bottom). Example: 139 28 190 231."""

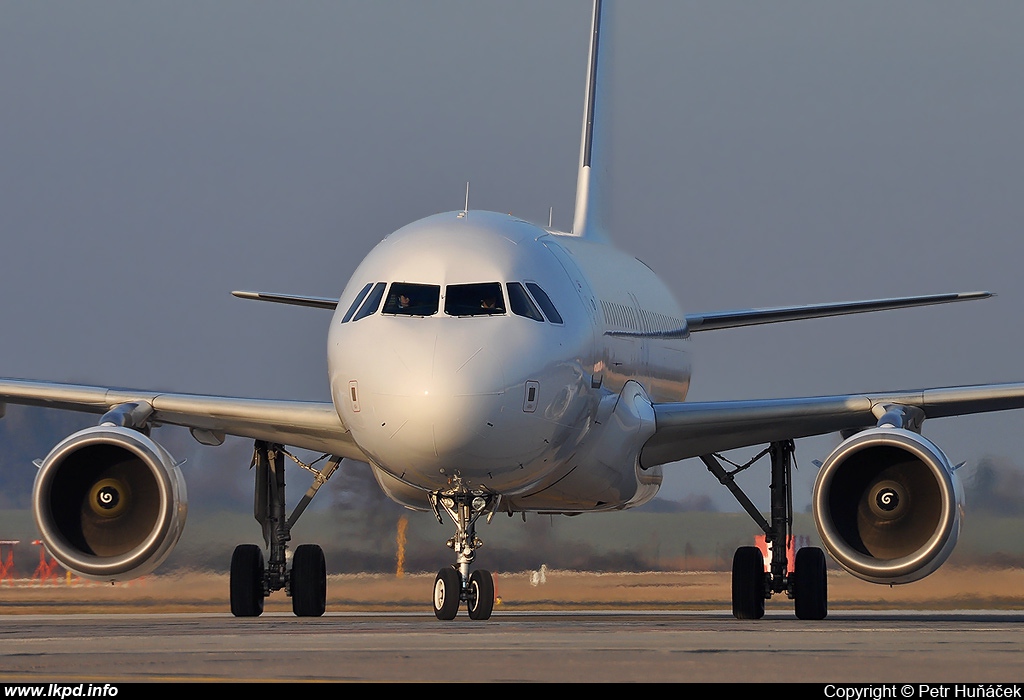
291 544 327 617
732 546 766 620
433 567 461 620
230 544 265 617
467 569 495 620
794 547 828 620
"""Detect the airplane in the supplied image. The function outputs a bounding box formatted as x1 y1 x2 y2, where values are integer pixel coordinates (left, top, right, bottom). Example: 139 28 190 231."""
3 0 1024 621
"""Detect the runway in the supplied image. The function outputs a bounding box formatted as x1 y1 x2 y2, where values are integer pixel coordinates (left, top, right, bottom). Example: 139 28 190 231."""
1 611 1022 683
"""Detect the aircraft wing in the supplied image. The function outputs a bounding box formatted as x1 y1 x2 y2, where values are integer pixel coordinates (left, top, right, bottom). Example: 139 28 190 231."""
640 382 1024 468
0 378 365 460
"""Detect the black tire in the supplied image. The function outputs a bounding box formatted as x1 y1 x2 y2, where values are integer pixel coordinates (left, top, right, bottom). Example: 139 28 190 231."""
433 567 461 620
291 544 327 617
732 546 766 620
794 547 828 620
467 569 495 620
230 544 265 617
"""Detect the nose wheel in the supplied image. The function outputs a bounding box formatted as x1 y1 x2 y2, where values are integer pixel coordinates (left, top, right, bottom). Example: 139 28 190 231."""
432 567 461 620
467 569 495 620
432 567 495 620
429 481 496 621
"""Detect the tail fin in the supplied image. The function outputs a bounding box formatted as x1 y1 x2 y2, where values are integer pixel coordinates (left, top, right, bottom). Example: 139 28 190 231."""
571 0 612 242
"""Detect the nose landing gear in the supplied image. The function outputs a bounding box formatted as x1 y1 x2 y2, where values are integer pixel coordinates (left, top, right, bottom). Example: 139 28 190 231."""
429 480 496 620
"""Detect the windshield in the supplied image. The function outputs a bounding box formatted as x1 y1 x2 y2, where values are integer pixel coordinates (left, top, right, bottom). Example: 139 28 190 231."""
444 282 506 316
382 282 441 316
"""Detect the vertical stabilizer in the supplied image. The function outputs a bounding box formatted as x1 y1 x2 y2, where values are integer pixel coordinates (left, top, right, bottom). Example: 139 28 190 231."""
571 0 612 241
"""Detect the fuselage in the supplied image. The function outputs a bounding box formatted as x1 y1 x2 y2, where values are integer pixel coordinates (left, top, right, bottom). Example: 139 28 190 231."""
327 210 691 511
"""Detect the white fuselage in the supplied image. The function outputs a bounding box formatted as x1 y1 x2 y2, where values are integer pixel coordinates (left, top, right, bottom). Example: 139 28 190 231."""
327 210 691 512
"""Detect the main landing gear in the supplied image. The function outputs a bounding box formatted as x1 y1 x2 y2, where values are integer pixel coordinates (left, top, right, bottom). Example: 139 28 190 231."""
428 478 496 621
702 440 828 620
230 441 341 618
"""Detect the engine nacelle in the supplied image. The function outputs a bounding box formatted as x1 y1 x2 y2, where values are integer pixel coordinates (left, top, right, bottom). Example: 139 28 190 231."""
812 427 963 584
32 426 187 581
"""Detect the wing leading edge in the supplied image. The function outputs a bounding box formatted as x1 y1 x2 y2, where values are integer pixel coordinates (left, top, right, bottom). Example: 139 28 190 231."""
640 381 1024 468
0 378 365 460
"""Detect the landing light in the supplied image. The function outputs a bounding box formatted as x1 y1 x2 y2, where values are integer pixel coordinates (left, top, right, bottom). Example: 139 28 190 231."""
472 496 487 512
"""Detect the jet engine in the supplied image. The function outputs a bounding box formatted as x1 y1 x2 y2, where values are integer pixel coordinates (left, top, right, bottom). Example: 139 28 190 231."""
812 427 963 584
32 426 187 581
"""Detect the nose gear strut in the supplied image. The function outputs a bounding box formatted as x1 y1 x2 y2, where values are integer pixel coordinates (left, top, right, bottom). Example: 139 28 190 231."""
428 477 496 620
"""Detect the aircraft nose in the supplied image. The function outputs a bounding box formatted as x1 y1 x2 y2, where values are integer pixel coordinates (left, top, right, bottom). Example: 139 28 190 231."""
356 327 513 474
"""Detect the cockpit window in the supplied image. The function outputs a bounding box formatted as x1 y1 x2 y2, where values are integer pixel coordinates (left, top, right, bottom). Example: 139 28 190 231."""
444 282 506 316
382 282 440 316
506 282 544 322
525 282 563 324
351 281 386 322
341 282 373 323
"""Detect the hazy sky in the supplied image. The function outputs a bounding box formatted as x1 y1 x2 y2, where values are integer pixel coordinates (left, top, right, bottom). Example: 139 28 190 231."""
2 1 1023 509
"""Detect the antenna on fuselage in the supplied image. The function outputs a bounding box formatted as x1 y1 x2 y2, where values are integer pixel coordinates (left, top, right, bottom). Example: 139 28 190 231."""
464 181 470 213
548 207 554 229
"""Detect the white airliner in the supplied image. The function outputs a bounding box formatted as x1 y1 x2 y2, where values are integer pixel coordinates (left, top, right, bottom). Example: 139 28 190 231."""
3 1 1024 621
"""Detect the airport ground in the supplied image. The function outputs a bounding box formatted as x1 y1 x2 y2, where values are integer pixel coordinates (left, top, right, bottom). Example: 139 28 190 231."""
3 519 1024 681
2 567 1024 614
1 571 1023 683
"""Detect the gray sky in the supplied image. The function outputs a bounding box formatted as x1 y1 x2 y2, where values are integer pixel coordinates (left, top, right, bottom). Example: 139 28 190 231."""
2 1 1023 510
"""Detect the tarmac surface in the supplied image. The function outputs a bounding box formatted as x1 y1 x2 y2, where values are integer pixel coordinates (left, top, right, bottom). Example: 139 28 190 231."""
1 610 1023 683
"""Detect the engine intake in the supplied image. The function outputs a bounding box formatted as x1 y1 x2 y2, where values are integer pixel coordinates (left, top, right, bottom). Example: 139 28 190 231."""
32 426 187 581
812 427 962 584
